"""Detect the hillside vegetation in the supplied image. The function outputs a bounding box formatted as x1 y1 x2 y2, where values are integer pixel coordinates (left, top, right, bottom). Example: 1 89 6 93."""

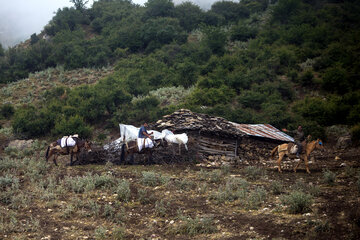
1 0 360 141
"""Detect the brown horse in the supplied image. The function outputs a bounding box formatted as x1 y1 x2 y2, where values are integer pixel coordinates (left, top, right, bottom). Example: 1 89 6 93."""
270 139 323 173
45 137 92 166
120 138 166 164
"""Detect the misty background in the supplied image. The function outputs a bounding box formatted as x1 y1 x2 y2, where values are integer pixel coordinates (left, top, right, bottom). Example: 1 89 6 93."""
0 0 222 48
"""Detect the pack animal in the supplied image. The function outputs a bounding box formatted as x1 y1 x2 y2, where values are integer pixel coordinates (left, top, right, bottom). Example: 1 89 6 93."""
270 139 323 173
45 137 92 166
162 130 188 156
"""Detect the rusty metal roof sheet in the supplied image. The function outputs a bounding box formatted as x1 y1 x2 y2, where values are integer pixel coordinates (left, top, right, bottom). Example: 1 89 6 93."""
230 123 294 142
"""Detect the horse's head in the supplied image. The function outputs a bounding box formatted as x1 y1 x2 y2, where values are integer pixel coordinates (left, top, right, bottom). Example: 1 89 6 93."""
84 140 92 152
316 139 324 150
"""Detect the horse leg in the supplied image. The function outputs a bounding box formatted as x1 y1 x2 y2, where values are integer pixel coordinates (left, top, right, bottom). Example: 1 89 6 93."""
304 155 311 174
45 146 50 162
53 154 58 166
294 158 302 173
70 153 73 166
277 153 284 173
47 149 57 166
172 144 175 156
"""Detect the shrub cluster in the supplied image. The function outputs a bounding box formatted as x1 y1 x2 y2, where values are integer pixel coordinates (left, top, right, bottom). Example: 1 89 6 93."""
3 0 360 140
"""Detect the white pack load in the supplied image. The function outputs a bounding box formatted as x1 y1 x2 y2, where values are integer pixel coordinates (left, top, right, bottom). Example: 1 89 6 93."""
60 136 77 148
162 129 188 150
137 138 154 152
290 145 298 154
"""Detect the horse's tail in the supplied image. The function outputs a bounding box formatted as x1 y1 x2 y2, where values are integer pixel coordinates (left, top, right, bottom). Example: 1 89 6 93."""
120 143 126 163
45 146 50 161
270 146 278 159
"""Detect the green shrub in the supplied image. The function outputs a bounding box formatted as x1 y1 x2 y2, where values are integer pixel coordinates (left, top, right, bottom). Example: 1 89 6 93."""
313 220 330 233
155 199 170 217
211 185 247 204
102 204 116 220
0 174 19 190
95 226 107 240
87 200 100 217
52 115 92 138
196 182 208 194
174 179 194 191
344 166 357 178
270 181 283 195
0 103 14 119
112 226 126 240
12 106 54 138
0 190 12 204
25 158 50 182
65 173 116 193
61 204 75 219
246 187 267 210
138 188 153 205
175 215 217 236
291 180 321 196
230 23 258 41
351 124 360 143
299 70 314 87
92 173 116 189
322 169 336 185
11 192 31 210
282 191 313 214
208 169 223 183
220 164 231 175
115 180 131 202
210 177 248 204
243 166 264 181
322 66 350 94
141 171 163 187
140 86 194 106
0 157 20 171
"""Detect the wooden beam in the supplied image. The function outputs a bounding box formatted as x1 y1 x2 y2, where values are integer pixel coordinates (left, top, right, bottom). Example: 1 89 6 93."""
235 139 238 157
198 145 235 156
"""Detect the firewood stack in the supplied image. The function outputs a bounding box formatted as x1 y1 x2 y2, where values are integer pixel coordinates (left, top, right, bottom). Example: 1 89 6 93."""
152 109 246 139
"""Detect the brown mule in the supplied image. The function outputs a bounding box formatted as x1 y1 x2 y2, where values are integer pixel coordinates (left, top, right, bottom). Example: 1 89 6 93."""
270 139 323 173
45 138 92 166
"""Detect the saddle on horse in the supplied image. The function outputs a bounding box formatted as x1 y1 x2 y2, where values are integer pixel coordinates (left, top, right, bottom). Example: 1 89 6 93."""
137 138 154 152
55 135 79 153
287 142 298 154
287 140 306 156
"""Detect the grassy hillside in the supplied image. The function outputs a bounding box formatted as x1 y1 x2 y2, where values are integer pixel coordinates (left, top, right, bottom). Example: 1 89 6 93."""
1 0 360 142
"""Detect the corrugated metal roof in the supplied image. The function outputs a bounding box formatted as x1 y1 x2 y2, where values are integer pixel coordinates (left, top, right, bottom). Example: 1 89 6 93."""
230 123 294 142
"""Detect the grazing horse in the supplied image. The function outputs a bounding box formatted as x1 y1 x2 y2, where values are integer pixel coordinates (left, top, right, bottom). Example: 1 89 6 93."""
45 138 92 166
120 138 165 164
270 139 323 173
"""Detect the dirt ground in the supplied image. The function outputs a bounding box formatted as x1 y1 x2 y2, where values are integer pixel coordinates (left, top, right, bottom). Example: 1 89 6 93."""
1 145 360 240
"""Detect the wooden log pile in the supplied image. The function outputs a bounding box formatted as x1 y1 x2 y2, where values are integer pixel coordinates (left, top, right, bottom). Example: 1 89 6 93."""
237 137 278 164
153 109 245 139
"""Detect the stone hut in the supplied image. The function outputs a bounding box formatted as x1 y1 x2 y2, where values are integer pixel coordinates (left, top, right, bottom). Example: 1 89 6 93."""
153 109 293 166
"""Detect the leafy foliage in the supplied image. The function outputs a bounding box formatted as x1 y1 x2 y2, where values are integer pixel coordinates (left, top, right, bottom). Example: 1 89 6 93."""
1 0 360 142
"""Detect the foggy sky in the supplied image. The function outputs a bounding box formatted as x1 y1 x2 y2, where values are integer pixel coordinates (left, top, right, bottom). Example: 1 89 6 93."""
0 0 222 48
